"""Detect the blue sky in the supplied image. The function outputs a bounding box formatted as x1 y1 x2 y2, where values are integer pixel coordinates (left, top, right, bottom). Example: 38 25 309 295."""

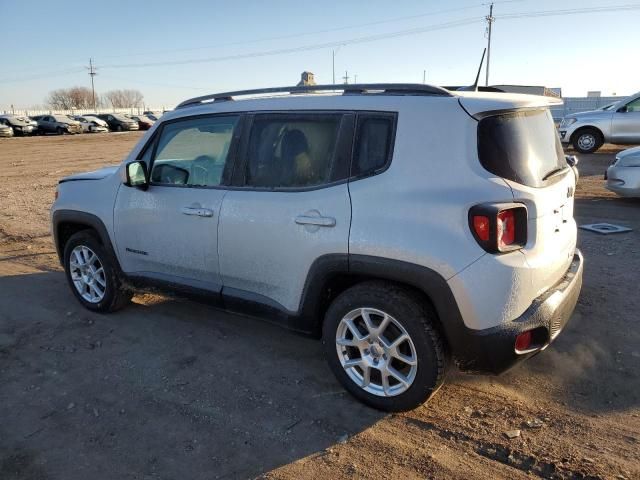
2 0 639 109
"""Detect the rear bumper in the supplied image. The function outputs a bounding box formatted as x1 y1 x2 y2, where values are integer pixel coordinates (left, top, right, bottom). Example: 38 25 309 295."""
451 249 583 374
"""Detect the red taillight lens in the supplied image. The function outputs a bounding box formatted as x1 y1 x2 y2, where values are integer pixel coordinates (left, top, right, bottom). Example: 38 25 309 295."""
469 203 527 253
515 330 533 351
472 215 490 241
497 209 515 247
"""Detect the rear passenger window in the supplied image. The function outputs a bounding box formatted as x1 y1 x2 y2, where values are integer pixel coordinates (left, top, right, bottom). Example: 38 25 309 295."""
245 114 341 188
150 115 239 187
352 115 395 177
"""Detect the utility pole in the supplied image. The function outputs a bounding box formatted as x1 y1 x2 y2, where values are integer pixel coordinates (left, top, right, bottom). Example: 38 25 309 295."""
423 69 426 84
354 74 358 84
87 58 98 110
485 3 494 86
342 71 349 84
332 49 336 84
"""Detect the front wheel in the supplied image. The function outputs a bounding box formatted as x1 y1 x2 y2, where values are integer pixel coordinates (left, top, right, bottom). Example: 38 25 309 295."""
572 128 603 154
63 231 132 312
115 125 123 132
56 127 65 135
322 281 447 412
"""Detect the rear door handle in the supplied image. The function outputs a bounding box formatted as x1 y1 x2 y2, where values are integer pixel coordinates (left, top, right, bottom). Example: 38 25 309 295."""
295 215 336 227
181 206 214 217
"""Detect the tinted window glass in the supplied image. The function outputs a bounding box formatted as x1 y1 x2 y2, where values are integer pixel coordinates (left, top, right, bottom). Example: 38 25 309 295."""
151 115 238 187
626 98 640 112
246 115 341 188
478 109 565 188
353 115 394 176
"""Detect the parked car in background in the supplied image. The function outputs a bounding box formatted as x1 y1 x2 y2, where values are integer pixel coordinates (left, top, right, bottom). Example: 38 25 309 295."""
143 111 163 121
0 118 14 137
74 115 109 133
130 115 154 130
95 113 139 132
31 114 82 135
0 114 37 135
605 146 640 197
559 91 640 153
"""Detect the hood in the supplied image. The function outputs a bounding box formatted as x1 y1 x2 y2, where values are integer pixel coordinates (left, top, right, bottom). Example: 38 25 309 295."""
84 116 108 127
59 165 119 183
617 146 640 160
568 109 613 120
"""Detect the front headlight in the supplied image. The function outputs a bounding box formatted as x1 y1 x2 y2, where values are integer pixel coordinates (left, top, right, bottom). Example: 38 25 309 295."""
560 117 577 128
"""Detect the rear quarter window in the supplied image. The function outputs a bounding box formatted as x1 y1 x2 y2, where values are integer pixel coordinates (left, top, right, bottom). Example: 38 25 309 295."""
477 109 566 188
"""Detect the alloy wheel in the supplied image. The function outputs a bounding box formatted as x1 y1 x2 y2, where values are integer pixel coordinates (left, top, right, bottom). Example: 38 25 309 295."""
69 245 106 303
335 307 418 397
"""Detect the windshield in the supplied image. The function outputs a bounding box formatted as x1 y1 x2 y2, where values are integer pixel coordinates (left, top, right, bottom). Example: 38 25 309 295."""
477 109 566 188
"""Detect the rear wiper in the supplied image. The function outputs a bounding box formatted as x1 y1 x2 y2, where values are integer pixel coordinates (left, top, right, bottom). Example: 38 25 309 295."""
542 167 569 181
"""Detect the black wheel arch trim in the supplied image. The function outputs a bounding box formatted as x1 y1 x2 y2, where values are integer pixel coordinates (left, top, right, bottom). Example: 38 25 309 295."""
52 209 122 273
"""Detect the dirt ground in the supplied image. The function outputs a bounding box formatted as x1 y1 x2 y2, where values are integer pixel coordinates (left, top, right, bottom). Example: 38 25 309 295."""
0 133 638 480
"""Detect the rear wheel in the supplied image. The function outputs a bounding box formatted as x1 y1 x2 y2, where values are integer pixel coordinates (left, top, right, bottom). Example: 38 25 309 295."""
572 128 603 154
322 281 447 411
63 231 132 312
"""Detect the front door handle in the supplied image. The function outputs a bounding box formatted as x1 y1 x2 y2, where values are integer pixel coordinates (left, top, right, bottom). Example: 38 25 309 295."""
295 215 336 227
181 206 214 217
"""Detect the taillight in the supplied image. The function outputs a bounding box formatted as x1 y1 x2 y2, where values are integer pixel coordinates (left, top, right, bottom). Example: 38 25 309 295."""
472 216 490 241
514 330 533 352
469 203 527 253
497 210 515 247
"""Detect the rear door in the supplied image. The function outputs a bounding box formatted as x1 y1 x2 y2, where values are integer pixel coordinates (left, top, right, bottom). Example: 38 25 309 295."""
611 97 640 143
218 112 353 313
113 114 242 291
477 109 577 296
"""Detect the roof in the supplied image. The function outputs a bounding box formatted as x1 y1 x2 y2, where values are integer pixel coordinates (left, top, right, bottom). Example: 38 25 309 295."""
165 83 563 121
176 83 452 109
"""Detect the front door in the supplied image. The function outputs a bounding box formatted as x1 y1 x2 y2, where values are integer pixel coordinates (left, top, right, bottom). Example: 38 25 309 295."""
218 112 353 313
113 114 241 291
611 97 640 143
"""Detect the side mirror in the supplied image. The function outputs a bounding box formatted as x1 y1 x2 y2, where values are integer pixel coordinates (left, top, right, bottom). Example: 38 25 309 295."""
617 106 628 113
124 161 149 189
566 155 579 182
565 155 579 167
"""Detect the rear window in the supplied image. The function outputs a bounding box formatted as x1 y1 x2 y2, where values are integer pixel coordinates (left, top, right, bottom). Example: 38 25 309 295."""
477 109 565 187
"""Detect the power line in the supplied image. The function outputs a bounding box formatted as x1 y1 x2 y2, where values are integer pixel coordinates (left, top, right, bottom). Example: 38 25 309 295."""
499 3 640 18
1 2 639 85
102 17 483 70
100 2 511 60
0 67 85 84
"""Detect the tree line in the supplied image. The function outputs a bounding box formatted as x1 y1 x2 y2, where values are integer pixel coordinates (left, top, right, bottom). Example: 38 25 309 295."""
46 86 144 109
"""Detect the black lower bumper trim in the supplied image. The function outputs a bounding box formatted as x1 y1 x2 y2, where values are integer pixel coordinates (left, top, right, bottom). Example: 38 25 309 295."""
452 249 584 374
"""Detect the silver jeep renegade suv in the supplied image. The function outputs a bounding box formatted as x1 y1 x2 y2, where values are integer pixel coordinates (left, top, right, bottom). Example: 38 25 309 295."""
51 84 583 411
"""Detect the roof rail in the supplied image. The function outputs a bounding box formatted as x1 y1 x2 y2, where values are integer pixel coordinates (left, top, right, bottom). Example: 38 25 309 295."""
176 83 452 109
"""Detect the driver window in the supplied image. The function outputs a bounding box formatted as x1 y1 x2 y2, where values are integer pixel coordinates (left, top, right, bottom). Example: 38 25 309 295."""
626 98 640 112
150 115 239 187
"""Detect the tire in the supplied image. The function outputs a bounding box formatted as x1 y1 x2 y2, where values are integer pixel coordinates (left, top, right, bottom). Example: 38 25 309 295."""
116 125 123 132
63 231 132 312
322 281 447 412
572 128 603 154
56 127 65 135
